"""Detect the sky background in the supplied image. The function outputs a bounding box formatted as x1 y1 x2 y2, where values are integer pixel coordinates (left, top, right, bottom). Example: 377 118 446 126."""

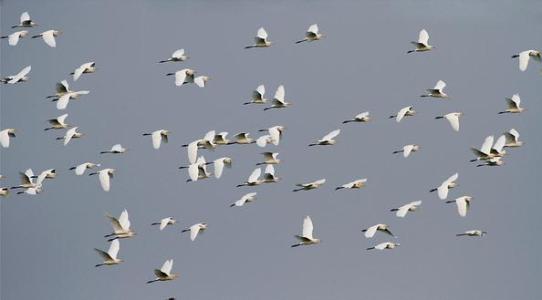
1 0 542 299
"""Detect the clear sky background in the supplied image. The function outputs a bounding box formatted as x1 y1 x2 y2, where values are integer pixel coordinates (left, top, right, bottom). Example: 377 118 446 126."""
1 0 542 299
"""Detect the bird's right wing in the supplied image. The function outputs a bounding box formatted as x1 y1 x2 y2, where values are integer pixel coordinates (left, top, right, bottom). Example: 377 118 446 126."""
364 225 378 238
57 94 71 110
248 168 261 183
480 136 494 155
302 216 314 239
98 170 111 191
518 50 530 71
75 164 87 176
418 29 429 45
108 239 120 259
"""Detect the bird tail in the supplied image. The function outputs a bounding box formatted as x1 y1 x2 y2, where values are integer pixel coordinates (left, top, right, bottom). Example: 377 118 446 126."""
342 120 353 124
69 167 76 170
157 60 170 63
0 36 7 39
407 50 415 54
291 243 301 248
244 45 255 49
229 203 236 207
335 187 344 191
295 39 306 44
146 279 158 284
456 233 467 236
95 263 105 267
308 144 317 147
511 54 519 58
429 188 437 193
366 247 375 250
31 35 41 38
181 229 189 233
390 208 399 212
392 150 402 154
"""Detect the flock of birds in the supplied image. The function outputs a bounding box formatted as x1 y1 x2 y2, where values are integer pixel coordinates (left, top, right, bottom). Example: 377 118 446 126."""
1 11 540 293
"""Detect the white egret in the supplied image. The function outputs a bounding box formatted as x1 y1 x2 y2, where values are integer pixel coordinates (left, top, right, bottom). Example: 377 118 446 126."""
70 162 100 176
10 169 36 190
158 49 188 63
104 209 134 241
245 27 271 48
230 192 257 207
229 132 255 145
94 239 122 267
12 12 37 28
391 200 422 218
456 230 486 237
263 164 280 183
1 30 29 46
296 24 324 44
264 85 291 111
56 127 83 146
0 128 16 148
291 216 320 247
89 168 115 192
335 178 367 190
343 111 370 124
143 130 170 149
421 80 448 98
476 156 504 167
446 196 472 217
470 135 495 161
32 30 61 47
44 114 70 131
208 157 232 179
389 106 415 123
362 224 395 238
147 259 178 284
151 217 177 231
0 187 9 197
182 223 207 241
293 178 326 192
367 242 400 250
100 144 126 154
257 152 280 165
166 68 195 86
309 129 340 146
499 94 524 114
54 90 90 110
194 75 210 88
512 50 541 71
429 173 458 200
185 156 211 182
1 65 31 84
435 112 461 132
237 168 264 187
393 144 420 158
243 84 266 105
503 128 522 147
407 29 432 53
213 132 230 145
71 62 96 81
46 80 71 99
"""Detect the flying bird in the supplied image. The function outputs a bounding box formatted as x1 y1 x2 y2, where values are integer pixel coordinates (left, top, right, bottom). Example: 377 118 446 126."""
94 239 123 267
391 200 422 218
0 128 16 148
104 209 135 241
343 111 370 124
389 106 415 123
243 84 266 105
89 168 115 192
32 30 61 47
147 259 178 284
56 127 83 146
70 162 100 176
245 27 271 49
264 85 291 110
367 242 400 251
296 24 324 43
393 144 420 158
429 173 458 200
1 65 31 84
407 29 433 53
237 168 264 187
182 223 207 241
446 196 472 217
335 178 367 190
257 152 280 165
229 132 255 145
151 217 177 231
166 68 195 86
291 216 320 247
456 230 487 237
44 114 70 131
421 80 448 98
498 94 524 114
207 157 232 179
362 224 395 238
54 90 90 110
435 112 462 132
158 49 188 63
100 144 126 154
511 50 540 71
71 62 96 81
262 164 280 183
1 30 29 46
293 178 326 192
230 192 257 207
503 129 522 147
12 12 37 28
308 129 341 146
142 130 170 149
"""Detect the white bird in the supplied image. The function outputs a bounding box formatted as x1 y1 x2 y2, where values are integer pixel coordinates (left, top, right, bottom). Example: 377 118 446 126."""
291 216 320 247
55 90 90 110
94 239 123 267
70 162 100 176
46 80 72 99
435 112 462 132
12 12 37 28
12 169 52 195
243 84 267 105
490 135 507 157
1 30 29 46
407 29 433 53
1 65 31 84
264 85 291 110
44 114 70 131
503 128 523 147
263 164 280 183
71 62 96 81
476 156 504 167
213 132 230 145
182 223 207 241
0 187 9 197
446 196 472 217
33 169 56 181
362 224 395 238
230 192 257 207
166 68 195 86
185 156 211 182
104 209 134 241
421 80 448 98
199 130 217 150
56 127 83 146
391 200 422 218
100 144 126 154
471 135 506 162
335 178 367 190
89 168 115 192
367 242 400 251
147 259 179 284
158 49 188 63
393 144 420 158
194 75 210 88
186 140 199 165
230 132 255 145
0 128 16 148
293 178 326 192
209 157 232 179
296 24 324 44
499 94 524 114
10 169 38 191
309 129 341 146
237 168 264 187
257 125 284 146
32 30 61 47
256 135 272 148
245 27 271 48
456 230 487 237
512 50 541 71
143 129 170 149
257 152 280 165
343 111 371 124
430 173 458 200
151 217 177 231
390 106 415 123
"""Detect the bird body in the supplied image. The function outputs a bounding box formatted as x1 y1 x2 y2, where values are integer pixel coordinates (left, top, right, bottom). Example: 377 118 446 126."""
362 224 394 238
95 239 123 267
407 29 432 53
32 30 61 47
182 223 207 241
512 50 541 71
1 30 29 46
309 129 340 146
296 24 324 43
446 196 472 217
435 112 461 132
89 168 115 192
147 259 179 283
104 209 134 240
293 178 326 192
245 27 271 48
291 216 320 247
0 128 16 148
336 178 367 190
391 200 422 218
230 192 257 207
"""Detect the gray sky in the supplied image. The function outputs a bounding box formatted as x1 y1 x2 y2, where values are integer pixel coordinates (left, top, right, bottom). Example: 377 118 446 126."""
2 0 542 299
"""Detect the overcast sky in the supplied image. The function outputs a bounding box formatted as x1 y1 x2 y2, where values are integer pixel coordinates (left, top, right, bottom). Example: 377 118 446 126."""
1 0 542 299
